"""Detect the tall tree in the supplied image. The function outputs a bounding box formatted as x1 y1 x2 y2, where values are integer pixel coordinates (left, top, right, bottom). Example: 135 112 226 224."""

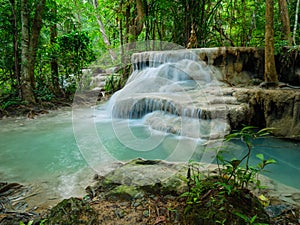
264 0 278 84
20 0 46 103
20 0 35 103
278 0 292 44
127 0 145 43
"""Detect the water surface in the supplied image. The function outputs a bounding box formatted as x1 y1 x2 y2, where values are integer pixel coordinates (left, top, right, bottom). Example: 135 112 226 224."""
0 107 299 202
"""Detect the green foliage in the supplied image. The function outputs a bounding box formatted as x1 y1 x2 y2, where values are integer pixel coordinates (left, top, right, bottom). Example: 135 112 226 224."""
35 30 96 97
103 65 130 93
274 40 290 55
45 197 97 224
1 98 22 110
57 31 95 77
20 219 47 225
104 74 121 93
0 88 24 110
0 0 15 73
218 126 276 189
34 86 54 102
182 126 275 224
235 212 269 225
180 162 205 207
57 31 95 93
216 218 227 225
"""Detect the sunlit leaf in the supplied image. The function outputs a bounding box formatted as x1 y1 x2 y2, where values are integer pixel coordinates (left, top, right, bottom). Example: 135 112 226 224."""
256 153 264 161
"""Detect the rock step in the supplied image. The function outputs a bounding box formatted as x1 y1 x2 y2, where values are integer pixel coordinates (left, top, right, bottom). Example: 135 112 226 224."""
90 74 111 90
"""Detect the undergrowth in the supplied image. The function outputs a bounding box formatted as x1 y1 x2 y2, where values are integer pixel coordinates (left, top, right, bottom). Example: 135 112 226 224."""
182 126 276 225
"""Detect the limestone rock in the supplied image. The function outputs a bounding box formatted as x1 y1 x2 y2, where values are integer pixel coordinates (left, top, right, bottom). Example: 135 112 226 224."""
89 159 192 201
234 89 300 139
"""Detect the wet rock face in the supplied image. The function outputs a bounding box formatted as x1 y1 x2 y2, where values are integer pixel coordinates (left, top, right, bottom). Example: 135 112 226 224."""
193 47 265 86
277 46 300 85
234 89 300 139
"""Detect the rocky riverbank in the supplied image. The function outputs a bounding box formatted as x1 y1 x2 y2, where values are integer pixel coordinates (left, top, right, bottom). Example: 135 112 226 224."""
0 90 111 120
1 159 300 224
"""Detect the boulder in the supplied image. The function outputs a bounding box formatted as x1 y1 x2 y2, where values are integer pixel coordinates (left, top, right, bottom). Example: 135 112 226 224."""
86 158 198 200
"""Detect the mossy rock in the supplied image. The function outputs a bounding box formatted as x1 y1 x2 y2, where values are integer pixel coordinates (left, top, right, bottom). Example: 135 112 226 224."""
92 159 188 196
105 184 140 201
45 197 97 225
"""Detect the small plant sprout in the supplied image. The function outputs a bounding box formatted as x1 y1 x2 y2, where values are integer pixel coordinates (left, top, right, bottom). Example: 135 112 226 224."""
220 126 277 189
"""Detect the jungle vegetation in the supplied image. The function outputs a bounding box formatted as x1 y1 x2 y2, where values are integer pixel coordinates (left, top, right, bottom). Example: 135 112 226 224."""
0 0 299 107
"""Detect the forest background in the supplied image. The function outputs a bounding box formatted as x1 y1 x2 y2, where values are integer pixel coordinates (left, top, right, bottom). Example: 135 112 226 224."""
0 0 299 108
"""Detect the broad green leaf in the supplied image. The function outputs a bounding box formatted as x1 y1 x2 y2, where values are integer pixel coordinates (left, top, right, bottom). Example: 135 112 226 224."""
250 214 257 223
256 153 264 161
265 159 276 165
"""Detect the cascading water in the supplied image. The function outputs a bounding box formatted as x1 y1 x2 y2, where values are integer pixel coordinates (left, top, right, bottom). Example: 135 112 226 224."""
106 50 230 140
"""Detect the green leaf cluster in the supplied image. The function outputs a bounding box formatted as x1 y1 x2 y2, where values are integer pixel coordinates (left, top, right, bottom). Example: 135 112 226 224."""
182 126 276 224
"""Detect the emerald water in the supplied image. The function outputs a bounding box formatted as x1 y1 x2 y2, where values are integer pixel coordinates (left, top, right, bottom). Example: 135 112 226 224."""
0 109 92 199
0 106 299 201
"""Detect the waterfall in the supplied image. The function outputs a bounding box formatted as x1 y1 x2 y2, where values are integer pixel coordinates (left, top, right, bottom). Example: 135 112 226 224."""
106 49 230 140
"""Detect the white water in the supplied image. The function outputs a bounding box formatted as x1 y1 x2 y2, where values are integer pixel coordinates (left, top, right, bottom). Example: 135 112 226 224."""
106 51 231 145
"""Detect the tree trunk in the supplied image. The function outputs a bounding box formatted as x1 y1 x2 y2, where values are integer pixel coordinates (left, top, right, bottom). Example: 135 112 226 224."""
20 0 45 103
264 0 278 84
50 2 64 97
119 0 125 63
28 0 46 88
135 0 144 36
278 0 292 44
20 0 35 103
50 27 60 95
128 0 145 43
9 0 21 97
74 0 81 25
125 5 130 44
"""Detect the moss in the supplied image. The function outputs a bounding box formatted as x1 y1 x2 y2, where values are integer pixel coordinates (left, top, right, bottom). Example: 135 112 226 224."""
45 197 97 225
105 185 140 201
